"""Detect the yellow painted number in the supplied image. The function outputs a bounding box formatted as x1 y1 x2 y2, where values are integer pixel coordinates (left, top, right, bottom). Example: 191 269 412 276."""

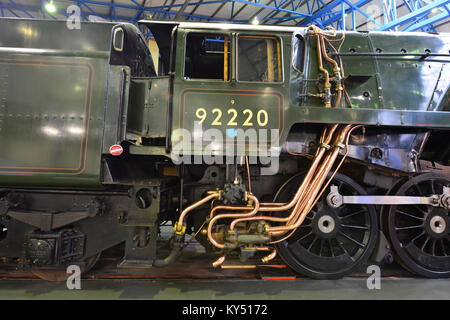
257 110 268 126
212 108 222 125
194 108 269 127
227 108 238 126
243 109 253 126
195 108 207 124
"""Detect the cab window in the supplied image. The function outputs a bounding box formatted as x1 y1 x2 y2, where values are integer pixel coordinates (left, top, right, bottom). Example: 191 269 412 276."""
184 33 230 80
237 36 282 82
293 34 305 73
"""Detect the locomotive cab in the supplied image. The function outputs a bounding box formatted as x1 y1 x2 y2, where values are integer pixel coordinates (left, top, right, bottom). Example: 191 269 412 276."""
127 21 297 158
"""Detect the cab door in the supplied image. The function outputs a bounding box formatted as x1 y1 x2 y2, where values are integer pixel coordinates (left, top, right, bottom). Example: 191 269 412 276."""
231 32 286 154
172 29 287 158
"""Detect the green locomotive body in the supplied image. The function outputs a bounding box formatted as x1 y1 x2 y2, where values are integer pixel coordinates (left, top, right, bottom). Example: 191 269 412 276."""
0 18 449 280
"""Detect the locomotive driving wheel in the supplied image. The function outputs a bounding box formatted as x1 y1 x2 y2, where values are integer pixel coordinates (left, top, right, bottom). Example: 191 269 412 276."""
387 173 450 278
274 173 378 279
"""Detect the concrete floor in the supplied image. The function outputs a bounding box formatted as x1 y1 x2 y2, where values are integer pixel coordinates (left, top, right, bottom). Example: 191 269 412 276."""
0 277 449 300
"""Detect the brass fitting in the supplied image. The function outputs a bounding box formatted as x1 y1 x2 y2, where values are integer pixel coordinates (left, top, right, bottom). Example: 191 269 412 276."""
173 222 186 235
319 142 331 150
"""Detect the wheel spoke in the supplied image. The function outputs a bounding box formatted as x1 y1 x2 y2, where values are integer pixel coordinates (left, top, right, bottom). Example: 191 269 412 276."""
414 205 429 216
319 239 324 256
298 224 312 228
337 181 344 193
292 231 312 243
395 224 423 231
328 239 335 257
430 180 436 195
339 231 366 248
397 209 424 221
307 235 318 251
432 238 437 256
414 184 424 196
336 239 355 261
339 209 365 220
341 224 369 230
440 239 448 256
409 231 425 243
421 235 431 251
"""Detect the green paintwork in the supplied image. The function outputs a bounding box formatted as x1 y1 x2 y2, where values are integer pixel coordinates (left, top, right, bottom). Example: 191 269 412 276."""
167 25 450 156
127 77 170 138
0 19 115 188
1 19 450 187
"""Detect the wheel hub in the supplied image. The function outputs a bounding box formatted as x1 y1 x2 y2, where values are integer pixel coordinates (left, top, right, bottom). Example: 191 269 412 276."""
430 216 446 234
311 208 341 239
317 215 336 234
425 209 449 238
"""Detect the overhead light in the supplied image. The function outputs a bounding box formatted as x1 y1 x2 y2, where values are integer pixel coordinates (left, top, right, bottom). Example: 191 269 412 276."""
431 8 439 14
45 1 57 14
251 16 259 25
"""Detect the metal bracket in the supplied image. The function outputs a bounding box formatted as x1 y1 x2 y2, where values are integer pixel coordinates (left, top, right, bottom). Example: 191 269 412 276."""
326 185 450 209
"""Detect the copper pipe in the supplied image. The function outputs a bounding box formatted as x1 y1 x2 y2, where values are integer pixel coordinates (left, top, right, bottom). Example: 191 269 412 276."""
212 255 226 268
269 229 296 244
316 34 330 91
175 191 221 233
258 124 338 213
319 36 343 109
207 195 260 249
258 247 277 263
245 156 252 194
283 125 358 232
268 125 352 236
320 36 340 72
227 125 340 229
268 125 353 234
312 125 362 203
221 265 257 269
210 204 253 219
282 126 351 227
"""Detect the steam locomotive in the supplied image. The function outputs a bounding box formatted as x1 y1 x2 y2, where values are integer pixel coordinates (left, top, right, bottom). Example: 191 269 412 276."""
0 17 449 280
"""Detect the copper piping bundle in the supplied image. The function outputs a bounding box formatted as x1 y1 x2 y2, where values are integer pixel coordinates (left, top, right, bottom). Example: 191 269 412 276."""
268 125 353 236
207 195 260 249
224 125 352 235
172 26 353 265
174 191 221 234
308 25 345 109
204 124 356 261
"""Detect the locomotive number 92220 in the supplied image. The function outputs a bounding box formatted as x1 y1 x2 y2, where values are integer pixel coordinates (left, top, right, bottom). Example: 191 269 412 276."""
195 108 269 127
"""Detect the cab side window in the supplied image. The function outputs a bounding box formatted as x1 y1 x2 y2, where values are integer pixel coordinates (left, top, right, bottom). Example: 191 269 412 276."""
184 33 230 80
237 36 282 82
293 34 305 73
